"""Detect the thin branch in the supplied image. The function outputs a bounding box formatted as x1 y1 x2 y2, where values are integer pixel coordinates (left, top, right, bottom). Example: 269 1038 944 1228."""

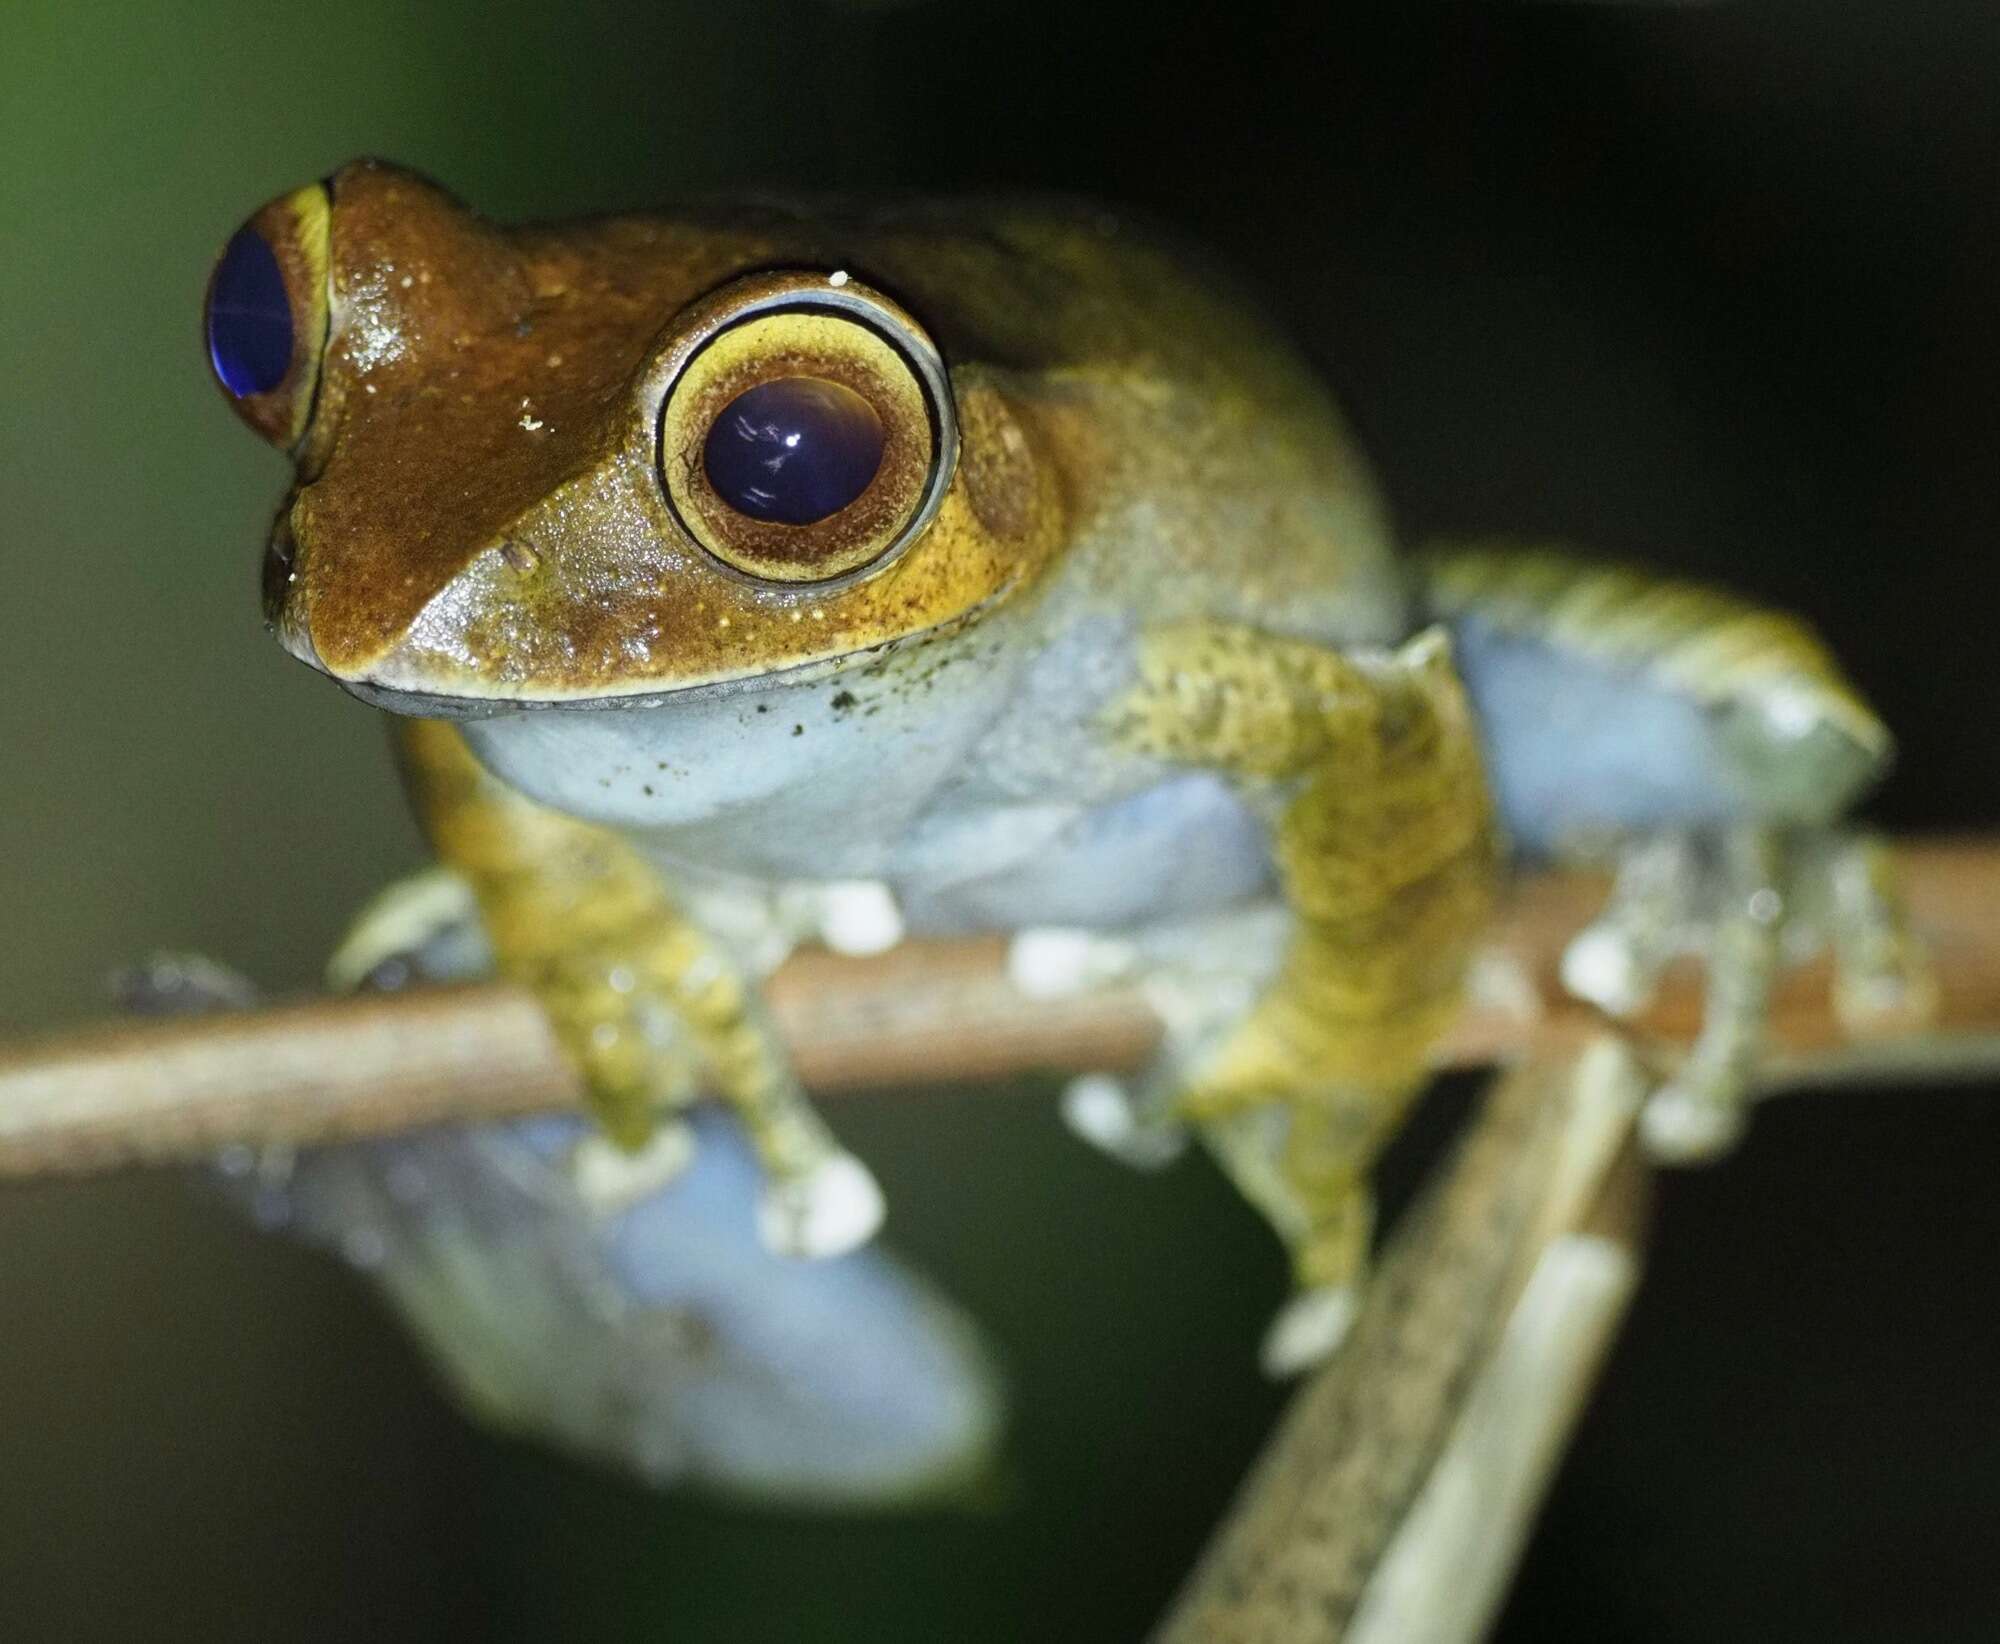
1151 836 2000 1644
1153 1039 1651 1644
0 838 1994 1179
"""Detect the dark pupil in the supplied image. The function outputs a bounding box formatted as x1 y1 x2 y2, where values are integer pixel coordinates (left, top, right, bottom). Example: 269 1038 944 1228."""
703 377 886 526
207 227 294 398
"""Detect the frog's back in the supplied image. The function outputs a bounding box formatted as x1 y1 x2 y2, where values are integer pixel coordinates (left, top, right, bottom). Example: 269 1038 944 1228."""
848 198 1409 646
553 193 1319 380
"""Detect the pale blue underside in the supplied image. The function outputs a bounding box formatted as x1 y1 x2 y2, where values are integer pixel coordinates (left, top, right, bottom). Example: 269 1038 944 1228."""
232 598 1779 1505
233 1109 1000 1505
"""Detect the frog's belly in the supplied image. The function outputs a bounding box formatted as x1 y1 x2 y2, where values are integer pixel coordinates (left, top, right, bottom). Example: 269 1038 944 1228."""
894 773 1272 934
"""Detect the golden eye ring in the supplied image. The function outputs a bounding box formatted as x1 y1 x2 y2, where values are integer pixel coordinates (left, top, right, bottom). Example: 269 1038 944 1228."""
655 276 959 588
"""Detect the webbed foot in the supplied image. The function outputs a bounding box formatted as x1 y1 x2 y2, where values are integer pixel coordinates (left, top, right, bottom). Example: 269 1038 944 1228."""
1563 827 1934 1162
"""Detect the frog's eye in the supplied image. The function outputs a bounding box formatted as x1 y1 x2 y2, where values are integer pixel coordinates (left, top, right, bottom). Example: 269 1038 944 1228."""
204 183 332 448
657 277 957 585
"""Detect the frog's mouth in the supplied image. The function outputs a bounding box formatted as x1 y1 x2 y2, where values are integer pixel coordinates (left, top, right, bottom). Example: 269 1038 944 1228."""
275 608 974 720
324 653 877 718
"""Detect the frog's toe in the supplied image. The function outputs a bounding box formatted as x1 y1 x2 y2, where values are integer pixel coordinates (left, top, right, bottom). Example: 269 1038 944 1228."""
1634 828 1785 1165
327 866 486 991
1560 925 1661 1018
756 1149 886 1259
1558 834 1698 1017
1827 834 1939 1037
112 952 263 1016
1059 1073 1188 1168
1260 1283 1361 1378
1639 1079 1749 1163
1007 927 1137 999
570 1121 697 1212
814 879 906 958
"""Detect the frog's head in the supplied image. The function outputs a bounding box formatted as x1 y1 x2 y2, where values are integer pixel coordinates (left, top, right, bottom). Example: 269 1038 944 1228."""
204 161 1065 712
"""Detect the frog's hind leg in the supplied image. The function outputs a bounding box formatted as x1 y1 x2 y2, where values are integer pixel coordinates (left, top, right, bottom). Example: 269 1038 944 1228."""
395 719 882 1258
1422 543 1926 1157
1105 622 1499 1372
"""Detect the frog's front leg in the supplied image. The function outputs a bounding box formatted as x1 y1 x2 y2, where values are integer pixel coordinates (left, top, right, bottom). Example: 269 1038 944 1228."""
395 719 882 1257
1423 544 1930 1158
1102 622 1499 1372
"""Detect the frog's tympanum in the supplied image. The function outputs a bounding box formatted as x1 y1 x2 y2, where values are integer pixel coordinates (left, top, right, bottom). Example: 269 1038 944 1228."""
207 162 1920 1481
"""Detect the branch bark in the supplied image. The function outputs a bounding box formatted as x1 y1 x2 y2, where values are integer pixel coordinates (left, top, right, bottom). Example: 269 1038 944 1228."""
1150 835 1999 1644
0 838 1994 1179
1 840 1992 1644
1153 1040 1650 1643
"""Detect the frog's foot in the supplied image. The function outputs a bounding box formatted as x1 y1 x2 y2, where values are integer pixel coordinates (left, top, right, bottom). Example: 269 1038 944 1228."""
757 1151 889 1259
490 921 887 1257
805 879 907 958
1824 834 1938 1035
328 867 883 1255
1058 1073 1189 1170
544 924 882 1257
1068 1049 1372 1375
1558 835 1702 1018
1012 913 1287 1173
327 866 489 992
112 952 263 1016
1193 1098 1381 1378
569 1123 698 1214
1563 827 1934 1163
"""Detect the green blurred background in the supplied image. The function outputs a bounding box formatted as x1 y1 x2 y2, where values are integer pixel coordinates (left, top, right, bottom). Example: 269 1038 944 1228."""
3 1 1997 1638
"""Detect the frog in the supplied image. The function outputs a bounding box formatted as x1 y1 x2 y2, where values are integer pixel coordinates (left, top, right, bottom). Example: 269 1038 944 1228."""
204 159 1922 1393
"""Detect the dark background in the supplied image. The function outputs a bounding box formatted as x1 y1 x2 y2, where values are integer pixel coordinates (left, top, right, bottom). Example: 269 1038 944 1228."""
2 1 1996 1638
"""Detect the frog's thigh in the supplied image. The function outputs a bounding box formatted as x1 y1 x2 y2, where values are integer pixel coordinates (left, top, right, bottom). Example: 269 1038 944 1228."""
1108 622 1498 1291
396 720 879 1256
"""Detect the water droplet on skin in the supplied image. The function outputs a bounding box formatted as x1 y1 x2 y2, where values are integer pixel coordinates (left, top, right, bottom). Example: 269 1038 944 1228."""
500 541 539 573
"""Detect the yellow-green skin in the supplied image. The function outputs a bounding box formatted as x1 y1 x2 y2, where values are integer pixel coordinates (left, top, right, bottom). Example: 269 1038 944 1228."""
220 161 1889 1342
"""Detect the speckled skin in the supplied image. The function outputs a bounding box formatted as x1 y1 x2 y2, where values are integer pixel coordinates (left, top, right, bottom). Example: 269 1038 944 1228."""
214 162 1891 1362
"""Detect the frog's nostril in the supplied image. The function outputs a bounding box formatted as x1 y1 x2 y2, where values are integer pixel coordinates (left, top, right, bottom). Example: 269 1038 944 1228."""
262 520 325 678
261 522 296 610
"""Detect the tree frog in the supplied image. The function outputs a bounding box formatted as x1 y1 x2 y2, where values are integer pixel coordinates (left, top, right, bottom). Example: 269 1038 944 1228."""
205 160 1917 1401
